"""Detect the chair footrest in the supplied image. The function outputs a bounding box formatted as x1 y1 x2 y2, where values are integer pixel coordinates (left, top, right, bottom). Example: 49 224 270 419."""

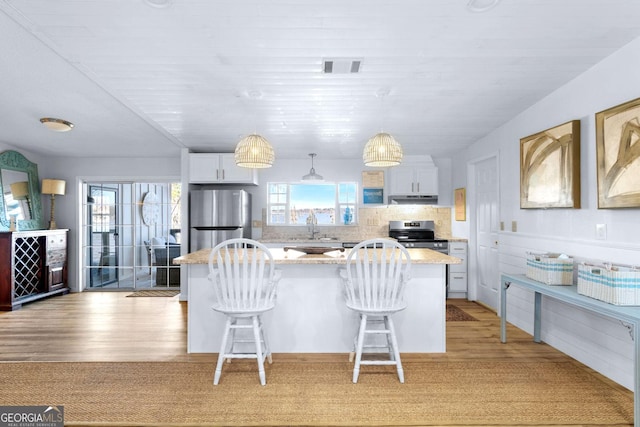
223 353 259 358
361 345 391 350
358 360 400 366
364 329 390 334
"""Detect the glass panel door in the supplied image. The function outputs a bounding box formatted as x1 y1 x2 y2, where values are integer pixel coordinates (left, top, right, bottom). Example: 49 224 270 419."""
83 181 182 290
88 185 118 287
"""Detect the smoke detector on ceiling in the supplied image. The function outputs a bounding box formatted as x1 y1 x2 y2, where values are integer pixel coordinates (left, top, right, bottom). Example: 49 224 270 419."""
323 58 362 74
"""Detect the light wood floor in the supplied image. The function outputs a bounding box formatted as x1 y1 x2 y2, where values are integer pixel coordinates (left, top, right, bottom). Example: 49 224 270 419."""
0 291 590 365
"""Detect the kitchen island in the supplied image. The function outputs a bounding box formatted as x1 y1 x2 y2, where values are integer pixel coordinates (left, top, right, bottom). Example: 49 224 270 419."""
174 247 461 354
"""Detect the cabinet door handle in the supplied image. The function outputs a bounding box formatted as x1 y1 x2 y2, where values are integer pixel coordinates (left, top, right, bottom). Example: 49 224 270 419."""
411 182 415 192
222 169 225 180
417 182 420 192
216 169 220 180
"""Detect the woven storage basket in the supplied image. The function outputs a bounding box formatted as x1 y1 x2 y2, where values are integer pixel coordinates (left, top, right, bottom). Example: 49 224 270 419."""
577 263 640 305
525 252 574 285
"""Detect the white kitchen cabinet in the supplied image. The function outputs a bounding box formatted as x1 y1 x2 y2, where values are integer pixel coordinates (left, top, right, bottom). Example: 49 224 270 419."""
388 164 438 195
189 153 258 184
448 241 467 297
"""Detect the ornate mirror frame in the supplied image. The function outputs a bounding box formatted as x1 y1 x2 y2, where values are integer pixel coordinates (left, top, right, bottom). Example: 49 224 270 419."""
0 150 43 230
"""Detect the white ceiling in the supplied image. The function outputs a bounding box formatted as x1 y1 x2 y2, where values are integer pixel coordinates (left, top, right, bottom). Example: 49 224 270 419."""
2 0 640 161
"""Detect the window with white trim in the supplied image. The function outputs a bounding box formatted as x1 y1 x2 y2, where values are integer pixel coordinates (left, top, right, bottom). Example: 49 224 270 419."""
267 182 357 225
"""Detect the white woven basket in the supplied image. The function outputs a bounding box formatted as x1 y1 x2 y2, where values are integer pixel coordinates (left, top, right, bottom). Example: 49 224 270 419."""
525 252 574 285
577 263 640 305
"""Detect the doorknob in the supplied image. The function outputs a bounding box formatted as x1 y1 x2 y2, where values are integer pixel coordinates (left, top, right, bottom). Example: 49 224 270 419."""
494 240 498 245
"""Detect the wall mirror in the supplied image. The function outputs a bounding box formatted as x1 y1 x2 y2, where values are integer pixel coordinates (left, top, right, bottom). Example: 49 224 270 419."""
0 150 43 230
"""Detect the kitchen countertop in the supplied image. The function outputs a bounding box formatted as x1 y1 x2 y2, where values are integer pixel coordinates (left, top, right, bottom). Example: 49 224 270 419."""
437 236 468 242
260 237 469 244
174 247 461 266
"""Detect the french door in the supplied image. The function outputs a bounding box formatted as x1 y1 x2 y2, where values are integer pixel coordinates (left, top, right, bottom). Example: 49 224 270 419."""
82 181 181 290
88 185 119 287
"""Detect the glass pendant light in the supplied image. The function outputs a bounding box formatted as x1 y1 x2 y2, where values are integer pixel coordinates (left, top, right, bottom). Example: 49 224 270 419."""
302 153 323 181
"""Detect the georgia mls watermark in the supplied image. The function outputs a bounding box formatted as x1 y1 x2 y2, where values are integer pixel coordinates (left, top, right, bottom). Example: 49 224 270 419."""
0 406 63 427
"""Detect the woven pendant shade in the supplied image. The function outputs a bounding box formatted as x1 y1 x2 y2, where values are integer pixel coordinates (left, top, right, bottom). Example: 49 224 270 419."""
363 132 403 167
234 134 275 168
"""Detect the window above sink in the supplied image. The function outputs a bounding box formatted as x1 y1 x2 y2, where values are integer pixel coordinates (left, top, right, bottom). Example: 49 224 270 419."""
267 182 357 226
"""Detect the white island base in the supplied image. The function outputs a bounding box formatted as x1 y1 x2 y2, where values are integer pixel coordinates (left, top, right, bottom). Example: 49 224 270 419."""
186 261 446 354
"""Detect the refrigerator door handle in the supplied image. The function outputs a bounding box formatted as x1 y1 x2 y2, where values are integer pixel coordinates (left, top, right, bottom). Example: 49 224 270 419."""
193 226 242 231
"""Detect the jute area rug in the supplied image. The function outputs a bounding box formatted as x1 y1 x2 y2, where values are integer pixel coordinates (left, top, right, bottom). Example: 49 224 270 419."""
0 359 632 426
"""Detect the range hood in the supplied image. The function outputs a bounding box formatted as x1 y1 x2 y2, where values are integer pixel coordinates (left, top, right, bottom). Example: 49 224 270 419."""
388 194 438 205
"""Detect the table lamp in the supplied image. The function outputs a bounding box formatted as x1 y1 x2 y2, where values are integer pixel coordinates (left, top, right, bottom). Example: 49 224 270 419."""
41 179 66 229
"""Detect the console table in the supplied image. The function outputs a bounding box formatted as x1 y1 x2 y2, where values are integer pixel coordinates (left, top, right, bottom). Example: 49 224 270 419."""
500 273 640 427
0 229 69 310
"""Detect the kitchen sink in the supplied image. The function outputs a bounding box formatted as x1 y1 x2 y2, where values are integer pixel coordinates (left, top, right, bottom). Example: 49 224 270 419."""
283 246 345 255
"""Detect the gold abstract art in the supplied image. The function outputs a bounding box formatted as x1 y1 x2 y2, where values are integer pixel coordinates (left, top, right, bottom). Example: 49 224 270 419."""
596 97 640 208
520 120 581 209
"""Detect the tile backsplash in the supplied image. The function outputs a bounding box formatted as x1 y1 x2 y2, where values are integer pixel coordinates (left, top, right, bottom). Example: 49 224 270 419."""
261 205 452 241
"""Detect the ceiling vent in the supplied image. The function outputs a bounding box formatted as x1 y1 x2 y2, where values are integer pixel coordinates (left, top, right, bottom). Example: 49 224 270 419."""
323 58 362 74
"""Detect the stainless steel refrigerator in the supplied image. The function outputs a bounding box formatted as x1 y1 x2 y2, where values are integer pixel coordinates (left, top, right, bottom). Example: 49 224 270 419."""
189 189 251 252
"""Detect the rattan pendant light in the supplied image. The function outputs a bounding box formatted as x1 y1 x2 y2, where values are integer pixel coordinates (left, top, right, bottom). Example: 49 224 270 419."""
363 132 403 167
234 134 275 168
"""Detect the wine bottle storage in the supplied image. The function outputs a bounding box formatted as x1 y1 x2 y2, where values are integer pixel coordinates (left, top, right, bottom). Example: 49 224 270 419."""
0 229 68 311
13 235 44 299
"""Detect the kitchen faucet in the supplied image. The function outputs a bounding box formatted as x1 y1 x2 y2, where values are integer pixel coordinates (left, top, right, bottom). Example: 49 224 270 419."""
307 211 319 239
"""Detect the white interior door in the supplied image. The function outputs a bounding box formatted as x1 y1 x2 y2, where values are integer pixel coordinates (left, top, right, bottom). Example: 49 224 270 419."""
474 156 499 310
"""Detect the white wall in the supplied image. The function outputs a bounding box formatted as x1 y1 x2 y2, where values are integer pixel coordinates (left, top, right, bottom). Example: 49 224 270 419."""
454 36 640 390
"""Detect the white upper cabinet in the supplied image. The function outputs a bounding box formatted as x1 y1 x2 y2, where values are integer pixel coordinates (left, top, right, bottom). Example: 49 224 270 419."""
388 155 438 196
189 153 258 185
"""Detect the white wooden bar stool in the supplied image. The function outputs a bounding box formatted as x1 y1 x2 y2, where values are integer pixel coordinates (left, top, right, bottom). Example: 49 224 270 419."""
208 238 281 386
340 238 411 383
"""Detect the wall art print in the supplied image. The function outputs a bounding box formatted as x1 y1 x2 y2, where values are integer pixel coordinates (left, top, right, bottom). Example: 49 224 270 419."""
520 120 581 209
596 97 640 208
454 188 466 221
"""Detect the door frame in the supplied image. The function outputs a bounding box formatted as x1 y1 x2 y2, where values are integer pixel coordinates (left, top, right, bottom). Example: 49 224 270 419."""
75 177 182 292
466 151 500 308
88 185 119 287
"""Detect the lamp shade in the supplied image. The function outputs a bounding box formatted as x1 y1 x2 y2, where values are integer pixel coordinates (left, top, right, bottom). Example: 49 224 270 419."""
41 179 66 196
10 181 29 199
363 132 403 167
234 134 275 168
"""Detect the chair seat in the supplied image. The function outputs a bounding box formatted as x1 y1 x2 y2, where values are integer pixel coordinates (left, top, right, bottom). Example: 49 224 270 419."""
212 303 276 317
345 302 407 316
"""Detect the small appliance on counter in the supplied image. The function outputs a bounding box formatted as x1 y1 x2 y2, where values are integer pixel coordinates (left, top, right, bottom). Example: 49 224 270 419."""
189 189 251 252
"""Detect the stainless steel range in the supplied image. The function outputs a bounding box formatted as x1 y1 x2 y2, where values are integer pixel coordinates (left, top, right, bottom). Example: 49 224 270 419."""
389 220 451 297
388 220 448 253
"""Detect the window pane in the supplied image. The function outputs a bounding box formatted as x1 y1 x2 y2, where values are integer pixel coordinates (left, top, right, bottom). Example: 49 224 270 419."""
267 181 358 226
291 184 336 225
269 205 286 224
338 183 357 204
